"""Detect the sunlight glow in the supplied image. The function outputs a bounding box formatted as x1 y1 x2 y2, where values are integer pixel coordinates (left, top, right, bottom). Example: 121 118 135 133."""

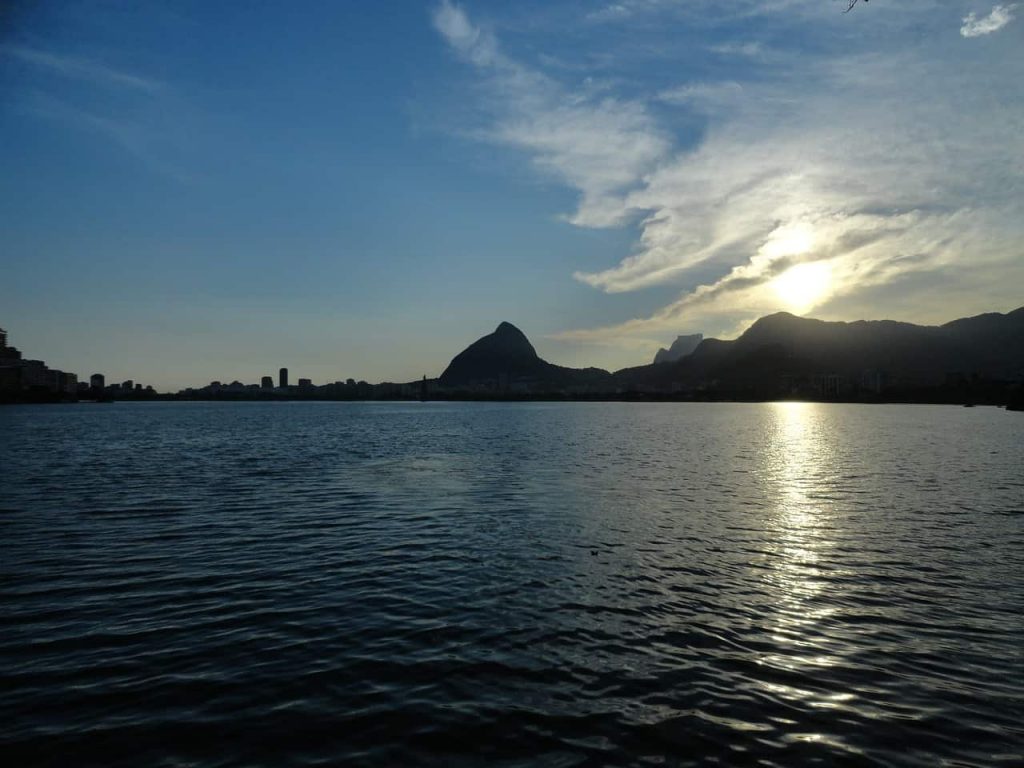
772 262 832 313
761 225 815 260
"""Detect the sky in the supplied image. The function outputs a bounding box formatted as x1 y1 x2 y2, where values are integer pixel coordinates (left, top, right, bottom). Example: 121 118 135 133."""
1 1 1021 391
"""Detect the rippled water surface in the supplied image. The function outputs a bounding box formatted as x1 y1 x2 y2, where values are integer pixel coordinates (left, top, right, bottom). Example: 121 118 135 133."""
2 401 1023 767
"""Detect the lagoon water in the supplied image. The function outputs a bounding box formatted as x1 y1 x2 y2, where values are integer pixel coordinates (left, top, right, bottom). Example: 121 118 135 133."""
1 401 1022 766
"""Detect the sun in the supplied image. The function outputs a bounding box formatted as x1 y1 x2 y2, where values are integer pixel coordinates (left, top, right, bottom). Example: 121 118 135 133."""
772 262 832 314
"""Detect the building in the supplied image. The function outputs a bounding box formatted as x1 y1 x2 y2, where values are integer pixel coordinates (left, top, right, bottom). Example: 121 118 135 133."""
1 328 25 393
859 369 887 395
810 373 845 398
52 370 77 394
298 378 312 389
90 373 105 389
261 376 273 389
122 380 133 392
19 360 49 389
279 367 289 388
0 327 17 361
0 328 80 399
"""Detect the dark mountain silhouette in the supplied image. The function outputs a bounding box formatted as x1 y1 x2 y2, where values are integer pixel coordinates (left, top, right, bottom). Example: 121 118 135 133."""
653 334 703 364
439 321 610 389
435 308 1023 401
614 307 1024 395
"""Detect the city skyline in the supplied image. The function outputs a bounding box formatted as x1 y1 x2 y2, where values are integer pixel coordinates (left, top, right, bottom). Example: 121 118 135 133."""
3 1 1022 390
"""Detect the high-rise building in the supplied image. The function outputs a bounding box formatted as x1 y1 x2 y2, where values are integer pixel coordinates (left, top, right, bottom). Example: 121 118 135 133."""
279 367 288 388
90 373 105 389
59 372 78 394
298 378 312 389
261 376 273 389
0 328 22 361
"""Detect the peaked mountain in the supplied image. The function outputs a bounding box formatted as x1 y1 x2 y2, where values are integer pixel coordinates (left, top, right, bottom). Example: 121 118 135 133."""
654 334 703 364
439 322 609 389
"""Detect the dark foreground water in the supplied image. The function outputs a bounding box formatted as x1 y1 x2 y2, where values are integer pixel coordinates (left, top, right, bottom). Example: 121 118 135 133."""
1 402 1022 767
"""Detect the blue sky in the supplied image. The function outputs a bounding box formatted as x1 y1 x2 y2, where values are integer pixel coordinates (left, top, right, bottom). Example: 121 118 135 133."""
2 1 1021 390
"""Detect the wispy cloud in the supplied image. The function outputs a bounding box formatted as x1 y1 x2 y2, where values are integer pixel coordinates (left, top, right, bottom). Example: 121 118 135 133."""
435 2 1024 350
960 4 1017 37
562 51 1024 338
3 44 196 181
19 92 194 183
585 1 671 24
434 0 670 227
586 0 818 24
709 41 763 58
659 80 745 108
1 45 161 92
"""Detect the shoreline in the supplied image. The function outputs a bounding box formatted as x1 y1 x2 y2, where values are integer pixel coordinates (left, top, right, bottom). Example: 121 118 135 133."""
4 394 1021 409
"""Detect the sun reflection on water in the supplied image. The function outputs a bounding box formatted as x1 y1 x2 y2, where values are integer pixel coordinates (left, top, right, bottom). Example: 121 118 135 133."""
757 403 851 729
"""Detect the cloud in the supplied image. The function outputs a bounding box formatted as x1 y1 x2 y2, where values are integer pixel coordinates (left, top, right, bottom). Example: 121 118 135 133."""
585 1 671 23
435 2 1024 350
960 4 1017 37
433 0 670 227
1 45 161 92
561 54 1024 338
19 92 194 182
709 41 763 58
6 44 197 183
586 0 821 24
658 81 746 113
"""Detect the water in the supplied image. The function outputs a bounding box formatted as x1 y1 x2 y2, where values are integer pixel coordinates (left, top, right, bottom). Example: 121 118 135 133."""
1 401 1022 767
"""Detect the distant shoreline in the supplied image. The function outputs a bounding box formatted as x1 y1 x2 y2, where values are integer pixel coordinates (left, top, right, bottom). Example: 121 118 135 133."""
4 393 1021 409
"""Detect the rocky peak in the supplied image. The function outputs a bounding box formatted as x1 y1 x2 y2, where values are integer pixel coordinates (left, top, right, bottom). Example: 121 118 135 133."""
653 333 703 364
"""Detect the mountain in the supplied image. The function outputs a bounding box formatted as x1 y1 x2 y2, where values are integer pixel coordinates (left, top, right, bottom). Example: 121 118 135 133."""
436 309 1024 400
439 322 610 390
725 308 1024 380
654 334 703 364
615 307 1024 396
